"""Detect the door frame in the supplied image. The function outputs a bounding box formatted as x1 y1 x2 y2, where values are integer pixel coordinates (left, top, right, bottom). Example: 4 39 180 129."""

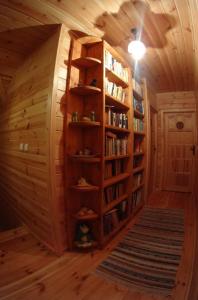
160 108 197 191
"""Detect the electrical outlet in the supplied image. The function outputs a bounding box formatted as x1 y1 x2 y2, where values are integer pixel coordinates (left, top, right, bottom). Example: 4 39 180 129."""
24 144 29 152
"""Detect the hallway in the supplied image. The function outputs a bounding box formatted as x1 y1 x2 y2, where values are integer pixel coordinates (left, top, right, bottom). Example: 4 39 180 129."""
0 192 195 300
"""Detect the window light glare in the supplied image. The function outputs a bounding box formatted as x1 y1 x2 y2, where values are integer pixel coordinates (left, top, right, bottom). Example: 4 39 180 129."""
128 40 146 61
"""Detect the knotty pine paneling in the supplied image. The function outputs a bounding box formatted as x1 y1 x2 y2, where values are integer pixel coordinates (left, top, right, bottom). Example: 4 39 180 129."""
0 25 67 254
51 25 70 248
0 0 196 92
155 91 196 190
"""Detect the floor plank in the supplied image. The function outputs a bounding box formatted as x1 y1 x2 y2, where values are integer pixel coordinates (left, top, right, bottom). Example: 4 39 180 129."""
0 192 194 300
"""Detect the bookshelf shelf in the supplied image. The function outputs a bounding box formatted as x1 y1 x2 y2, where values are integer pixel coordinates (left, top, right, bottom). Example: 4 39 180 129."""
103 217 129 245
133 152 144 157
132 183 144 193
104 173 130 188
103 194 128 214
105 155 129 161
71 185 99 192
73 212 99 220
70 85 101 95
72 57 102 68
69 121 101 128
134 109 144 119
133 166 144 174
133 90 143 101
134 131 145 136
105 93 129 110
70 155 101 163
105 125 130 133
106 67 128 88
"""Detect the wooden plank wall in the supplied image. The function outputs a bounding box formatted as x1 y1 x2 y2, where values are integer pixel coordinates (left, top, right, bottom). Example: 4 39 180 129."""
188 1 198 299
48 25 70 252
155 91 196 190
0 26 68 254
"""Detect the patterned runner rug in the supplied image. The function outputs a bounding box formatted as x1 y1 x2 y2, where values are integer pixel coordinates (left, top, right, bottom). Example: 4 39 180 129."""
96 207 184 295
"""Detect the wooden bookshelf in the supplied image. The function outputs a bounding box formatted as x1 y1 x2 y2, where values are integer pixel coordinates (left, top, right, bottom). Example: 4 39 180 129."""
104 173 130 188
69 121 101 128
72 57 102 68
105 125 130 133
70 85 101 95
105 93 130 110
103 194 128 213
131 77 148 214
71 185 99 192
105 154 130 161
65 35 133 249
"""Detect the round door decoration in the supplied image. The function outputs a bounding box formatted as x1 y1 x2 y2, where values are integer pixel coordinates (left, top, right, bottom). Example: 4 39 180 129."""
176 121 184 130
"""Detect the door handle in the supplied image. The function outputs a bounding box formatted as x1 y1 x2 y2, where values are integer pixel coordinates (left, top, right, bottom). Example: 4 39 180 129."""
190 145 196 156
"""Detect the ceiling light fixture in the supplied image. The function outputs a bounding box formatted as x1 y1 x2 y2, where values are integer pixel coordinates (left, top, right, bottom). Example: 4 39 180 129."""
128 28 146 61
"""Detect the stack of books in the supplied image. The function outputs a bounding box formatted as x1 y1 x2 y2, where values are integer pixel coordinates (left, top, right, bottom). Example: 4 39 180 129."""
104 160 124 179
105 50 129 82
133 156 143 168
133 173 143 187
134 137 143 153
132 189 143 207
104 183 124 205
133 118 144 132
105 78 126 102
105 106 128 128
103 200 128 235
132 78 143 97
105 131 128 156
133 97 144 113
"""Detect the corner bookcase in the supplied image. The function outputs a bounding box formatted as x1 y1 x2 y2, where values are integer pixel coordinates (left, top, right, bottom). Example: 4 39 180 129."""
65 35 148 250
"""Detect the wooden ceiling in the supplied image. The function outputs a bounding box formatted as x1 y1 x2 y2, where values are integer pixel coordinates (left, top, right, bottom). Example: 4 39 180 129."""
0 0 197 92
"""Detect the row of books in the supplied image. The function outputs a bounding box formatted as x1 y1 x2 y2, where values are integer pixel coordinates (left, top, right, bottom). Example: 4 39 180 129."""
133 173 143 188
132 189 143 207
105 77 126 102
105 107 128 129
103 201 128 235
128 189 143 214
134 118 144 132
104 160 124 179
105 132 128 156
105 49 128 83
132 78 143 97
133 156 143 168
104 183 124 205
134 137 143 153
133 97 144 114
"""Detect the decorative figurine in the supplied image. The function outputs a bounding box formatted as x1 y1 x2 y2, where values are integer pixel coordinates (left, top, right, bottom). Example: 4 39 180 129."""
84 147 91 155
77 177 90 187
75 223 94 248
72 111 79 122
82 116 91 122
90 79 97 87
77 206 95 217
90 111 96 121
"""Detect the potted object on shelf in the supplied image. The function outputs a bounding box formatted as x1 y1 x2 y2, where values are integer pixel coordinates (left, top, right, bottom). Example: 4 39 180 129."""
75 223 95 248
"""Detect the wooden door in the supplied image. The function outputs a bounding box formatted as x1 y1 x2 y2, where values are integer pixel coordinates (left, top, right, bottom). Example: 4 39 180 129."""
163 111 196 192
148 106 157 196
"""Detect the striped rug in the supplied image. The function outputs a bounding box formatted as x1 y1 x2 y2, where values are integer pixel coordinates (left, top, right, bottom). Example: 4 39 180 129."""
96 207 184 295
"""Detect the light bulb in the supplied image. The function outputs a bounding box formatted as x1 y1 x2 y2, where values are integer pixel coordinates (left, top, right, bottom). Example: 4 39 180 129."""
128 40 146 60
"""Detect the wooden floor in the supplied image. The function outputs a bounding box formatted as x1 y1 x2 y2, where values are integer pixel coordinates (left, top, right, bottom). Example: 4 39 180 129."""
0 191 195 300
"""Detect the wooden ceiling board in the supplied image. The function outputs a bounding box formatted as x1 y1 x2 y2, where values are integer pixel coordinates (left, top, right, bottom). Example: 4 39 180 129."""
0 0 197 92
